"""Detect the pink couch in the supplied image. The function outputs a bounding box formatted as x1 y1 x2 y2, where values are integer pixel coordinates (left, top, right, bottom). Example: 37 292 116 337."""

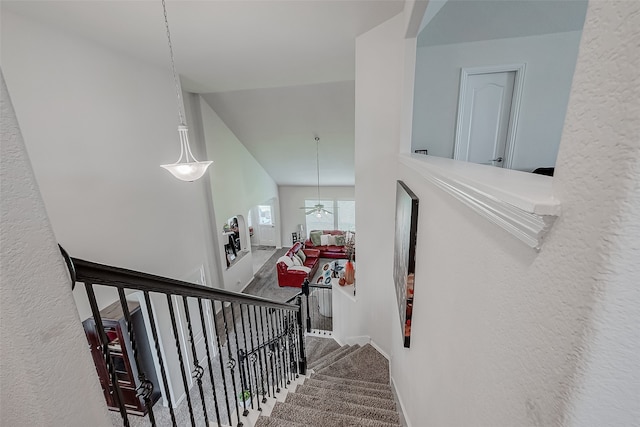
304 230 352 259
276 242 320 288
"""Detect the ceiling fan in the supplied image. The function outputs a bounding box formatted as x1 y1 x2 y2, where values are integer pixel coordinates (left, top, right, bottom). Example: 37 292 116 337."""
301 136 333 218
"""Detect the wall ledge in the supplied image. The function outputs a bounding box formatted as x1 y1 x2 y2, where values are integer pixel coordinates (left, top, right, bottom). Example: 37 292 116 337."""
399 154 560 250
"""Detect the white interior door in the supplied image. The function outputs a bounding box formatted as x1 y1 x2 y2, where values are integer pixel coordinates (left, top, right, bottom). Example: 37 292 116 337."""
257 204 276 246
454 70 516 167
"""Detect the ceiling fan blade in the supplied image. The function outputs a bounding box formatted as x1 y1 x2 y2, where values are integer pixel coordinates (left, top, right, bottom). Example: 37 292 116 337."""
322 209 333 215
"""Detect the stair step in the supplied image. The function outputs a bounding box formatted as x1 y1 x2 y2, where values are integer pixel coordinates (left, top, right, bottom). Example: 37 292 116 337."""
254 416 306 427
310 345 361 371
310 373 391 391
295 384 397 411
301 379 394 400
269 401 400 427
317 344 390 384
305 337 341 365
308 345 354 370
284 392 400 424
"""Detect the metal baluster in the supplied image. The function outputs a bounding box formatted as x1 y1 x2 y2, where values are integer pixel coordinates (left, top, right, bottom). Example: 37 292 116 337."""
266 309 281 393
257 306 274 398
277 310 291 385
182 296 208 426
211 300 233 426
263 307 277 396
197 298 222 427
302 279 311 333
221 303 243 427
143 291 177 426
166 295 196 427
117 288 156 426
252 305 268 404
85 283 130 427
230 303 248 419
238 304 254 414
295 296 307 375
246 305 262 412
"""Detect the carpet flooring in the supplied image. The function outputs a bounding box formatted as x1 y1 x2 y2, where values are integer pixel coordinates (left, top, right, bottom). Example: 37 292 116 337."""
255 339 400 427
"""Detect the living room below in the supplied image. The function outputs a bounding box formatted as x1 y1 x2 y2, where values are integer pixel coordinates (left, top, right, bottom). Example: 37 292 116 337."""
278 185 355 247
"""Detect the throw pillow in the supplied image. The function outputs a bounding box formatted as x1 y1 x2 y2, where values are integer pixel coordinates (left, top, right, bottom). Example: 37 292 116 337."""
297 250 306 262
320 234 330 246
335 235 346 246
288 266 311 274
277 256 293 268
291 254 302 266
310 230 322 246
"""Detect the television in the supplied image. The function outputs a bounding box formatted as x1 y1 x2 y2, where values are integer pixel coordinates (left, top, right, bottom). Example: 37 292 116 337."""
393 181 419 348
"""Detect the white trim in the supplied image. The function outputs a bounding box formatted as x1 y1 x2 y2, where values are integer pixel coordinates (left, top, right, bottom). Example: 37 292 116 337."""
391 376 413 427
400 155 559 250
369 339 390 361
454 63 526 169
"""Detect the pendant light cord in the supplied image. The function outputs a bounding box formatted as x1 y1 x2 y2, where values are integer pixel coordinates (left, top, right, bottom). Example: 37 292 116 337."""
162 0 185 125
316 137 320 203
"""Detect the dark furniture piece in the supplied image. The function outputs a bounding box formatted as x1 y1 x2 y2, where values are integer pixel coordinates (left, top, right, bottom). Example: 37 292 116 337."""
83 300 160 416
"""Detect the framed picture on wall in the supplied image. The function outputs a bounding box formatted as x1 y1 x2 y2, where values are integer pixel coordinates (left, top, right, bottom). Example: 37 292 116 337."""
393 181 419 348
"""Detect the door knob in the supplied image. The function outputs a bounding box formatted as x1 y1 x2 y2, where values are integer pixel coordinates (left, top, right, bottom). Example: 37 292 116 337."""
491 157 503 162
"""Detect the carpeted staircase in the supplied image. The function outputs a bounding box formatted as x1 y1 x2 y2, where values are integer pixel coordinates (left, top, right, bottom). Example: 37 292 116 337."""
251 338 401 427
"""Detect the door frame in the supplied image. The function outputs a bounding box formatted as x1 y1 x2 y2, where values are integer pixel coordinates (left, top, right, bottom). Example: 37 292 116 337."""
453 63 526 169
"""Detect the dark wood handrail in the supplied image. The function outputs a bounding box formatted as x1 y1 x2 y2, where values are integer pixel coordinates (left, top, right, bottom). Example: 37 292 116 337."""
72 257 298 311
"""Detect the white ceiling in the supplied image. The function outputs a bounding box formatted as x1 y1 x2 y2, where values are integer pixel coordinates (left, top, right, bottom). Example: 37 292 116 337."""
202 81 355 186
2 0 403 186
418 0 587 47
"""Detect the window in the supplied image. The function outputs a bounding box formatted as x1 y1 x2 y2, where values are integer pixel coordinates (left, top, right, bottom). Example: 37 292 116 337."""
258 205 273 225
305 199 355 232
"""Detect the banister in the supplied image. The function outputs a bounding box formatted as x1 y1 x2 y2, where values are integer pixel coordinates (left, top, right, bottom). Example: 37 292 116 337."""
71 257 298 311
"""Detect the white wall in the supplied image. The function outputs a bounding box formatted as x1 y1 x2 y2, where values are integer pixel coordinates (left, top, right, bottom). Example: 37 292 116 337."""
412 30 582 170
1 71 111 427
354 2 639 427
278 185 355 246
198 97 280 292
1 10 218 409
354 12 406 356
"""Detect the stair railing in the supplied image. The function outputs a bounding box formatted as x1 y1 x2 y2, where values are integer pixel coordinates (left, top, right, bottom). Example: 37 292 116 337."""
68 255 306 427
300 279 333 336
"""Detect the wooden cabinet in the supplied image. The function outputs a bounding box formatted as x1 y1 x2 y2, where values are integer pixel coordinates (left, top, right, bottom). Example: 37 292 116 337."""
83 300 160 416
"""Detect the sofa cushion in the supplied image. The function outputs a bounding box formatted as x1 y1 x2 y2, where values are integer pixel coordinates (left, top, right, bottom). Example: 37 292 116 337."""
291 254 302 266
277 256 293 267
310 230 323 246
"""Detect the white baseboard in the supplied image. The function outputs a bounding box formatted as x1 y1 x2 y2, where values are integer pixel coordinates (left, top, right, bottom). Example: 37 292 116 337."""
369 339 390 361
391 376 412 427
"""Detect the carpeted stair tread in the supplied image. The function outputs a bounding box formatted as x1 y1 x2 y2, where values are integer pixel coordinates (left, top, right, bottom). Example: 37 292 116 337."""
302 379 394 400
310 373 392 391
305 337 341 365
254 417 307 427
317 344 390 384
269 401 400 427
310 345 361 371
284 392 400 424
308 345 355 370
294 384 398 411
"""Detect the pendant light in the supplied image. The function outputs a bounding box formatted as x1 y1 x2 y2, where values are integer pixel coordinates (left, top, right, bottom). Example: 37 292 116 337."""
300 137 332 217
159 0 212 181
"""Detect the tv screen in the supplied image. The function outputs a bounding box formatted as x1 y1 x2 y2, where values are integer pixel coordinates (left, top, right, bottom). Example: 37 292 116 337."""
393 181 419 348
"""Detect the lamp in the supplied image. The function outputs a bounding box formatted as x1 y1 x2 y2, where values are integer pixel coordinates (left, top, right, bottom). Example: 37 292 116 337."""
301 137 332 217
159 0 212 181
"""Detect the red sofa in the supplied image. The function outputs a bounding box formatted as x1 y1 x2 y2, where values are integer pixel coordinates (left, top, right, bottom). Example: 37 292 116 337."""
276 242 320 288
304 230 352 259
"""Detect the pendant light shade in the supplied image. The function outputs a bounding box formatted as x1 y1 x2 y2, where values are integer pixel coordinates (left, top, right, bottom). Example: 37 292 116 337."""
161 125 212 181
159 0 212 182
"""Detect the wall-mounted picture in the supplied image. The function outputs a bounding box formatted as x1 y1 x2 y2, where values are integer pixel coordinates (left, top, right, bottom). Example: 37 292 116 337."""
393 181 419 348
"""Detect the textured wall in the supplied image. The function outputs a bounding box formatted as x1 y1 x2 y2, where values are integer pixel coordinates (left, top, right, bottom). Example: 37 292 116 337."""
354 1 639 426
1 71 110 426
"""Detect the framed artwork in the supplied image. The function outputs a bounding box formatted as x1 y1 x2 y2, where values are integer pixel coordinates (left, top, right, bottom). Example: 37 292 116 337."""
393 181 419 348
